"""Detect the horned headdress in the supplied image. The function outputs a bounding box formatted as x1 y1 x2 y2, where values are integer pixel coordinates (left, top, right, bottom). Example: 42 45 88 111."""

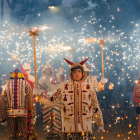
63 57 89 81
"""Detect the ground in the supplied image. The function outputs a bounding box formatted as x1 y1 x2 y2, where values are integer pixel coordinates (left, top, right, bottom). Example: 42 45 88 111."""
0 106 139 140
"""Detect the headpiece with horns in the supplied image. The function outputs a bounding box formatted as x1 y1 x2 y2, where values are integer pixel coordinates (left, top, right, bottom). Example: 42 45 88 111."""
63 57 89 66
63 57 89 82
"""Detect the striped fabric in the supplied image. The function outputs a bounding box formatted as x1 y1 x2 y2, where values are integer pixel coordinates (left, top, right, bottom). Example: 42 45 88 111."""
0 79 36 118
43 101 62 138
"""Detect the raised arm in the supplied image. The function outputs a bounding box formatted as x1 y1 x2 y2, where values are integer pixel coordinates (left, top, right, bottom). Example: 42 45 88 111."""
92 76 106 92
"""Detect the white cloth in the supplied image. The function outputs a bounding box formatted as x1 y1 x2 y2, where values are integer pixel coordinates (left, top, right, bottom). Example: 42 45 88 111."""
98 126 104 134
57 65 64 74
1 120 8 126
100 78 107 84
31 116 37 125
33 86 42 95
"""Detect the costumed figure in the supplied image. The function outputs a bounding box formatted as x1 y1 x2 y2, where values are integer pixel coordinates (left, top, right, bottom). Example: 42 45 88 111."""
38 63 66 139
0 68 36 140
34 58 104 140
134 72 140 139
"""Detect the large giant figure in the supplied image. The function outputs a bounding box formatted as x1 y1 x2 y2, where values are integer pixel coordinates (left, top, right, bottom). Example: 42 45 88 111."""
38 63 65 139
34 58 104 140
0 68 36 140
134 72 140 139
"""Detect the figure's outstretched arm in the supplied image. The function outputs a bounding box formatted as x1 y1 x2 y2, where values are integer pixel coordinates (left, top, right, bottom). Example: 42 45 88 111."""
34 84 62 107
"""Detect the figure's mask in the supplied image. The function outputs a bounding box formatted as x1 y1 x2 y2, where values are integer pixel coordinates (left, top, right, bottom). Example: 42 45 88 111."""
41 63 54 77
45 68 52 76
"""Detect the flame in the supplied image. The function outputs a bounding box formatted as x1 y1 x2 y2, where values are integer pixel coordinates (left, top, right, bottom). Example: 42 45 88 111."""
38 26 49 31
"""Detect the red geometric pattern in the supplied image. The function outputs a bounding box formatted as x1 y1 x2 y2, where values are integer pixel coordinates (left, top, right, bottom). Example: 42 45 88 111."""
64 84 69 90
39 81 104 133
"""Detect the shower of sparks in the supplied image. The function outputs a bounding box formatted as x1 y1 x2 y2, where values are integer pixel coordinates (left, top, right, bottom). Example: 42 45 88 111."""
0 5 140 139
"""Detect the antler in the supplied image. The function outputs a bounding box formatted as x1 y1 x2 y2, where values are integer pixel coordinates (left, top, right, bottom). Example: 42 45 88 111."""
80 57 89 65
63 58 73 65
28 60 32 65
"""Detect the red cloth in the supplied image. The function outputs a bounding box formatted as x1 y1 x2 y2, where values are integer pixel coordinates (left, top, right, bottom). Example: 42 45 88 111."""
51 78 58 85
20 67 34 90
134 85 140 104
20 67 34 140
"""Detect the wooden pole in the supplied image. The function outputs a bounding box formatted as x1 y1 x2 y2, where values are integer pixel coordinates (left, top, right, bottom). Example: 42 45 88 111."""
33 35 37 86
101 46 104 78
33 34 38 102
29 29 39 140
69 49 74 62
29 29 39 102
101 45 104 90
99 39 105 90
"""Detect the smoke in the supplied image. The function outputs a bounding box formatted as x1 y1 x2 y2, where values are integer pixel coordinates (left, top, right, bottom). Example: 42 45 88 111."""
84 0 97 11
62 0 78 7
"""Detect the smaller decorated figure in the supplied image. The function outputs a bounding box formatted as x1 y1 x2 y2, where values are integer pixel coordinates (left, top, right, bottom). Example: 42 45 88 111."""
38 63 65 91
0 68 36 140
38 63 66 139
134 72 140 139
